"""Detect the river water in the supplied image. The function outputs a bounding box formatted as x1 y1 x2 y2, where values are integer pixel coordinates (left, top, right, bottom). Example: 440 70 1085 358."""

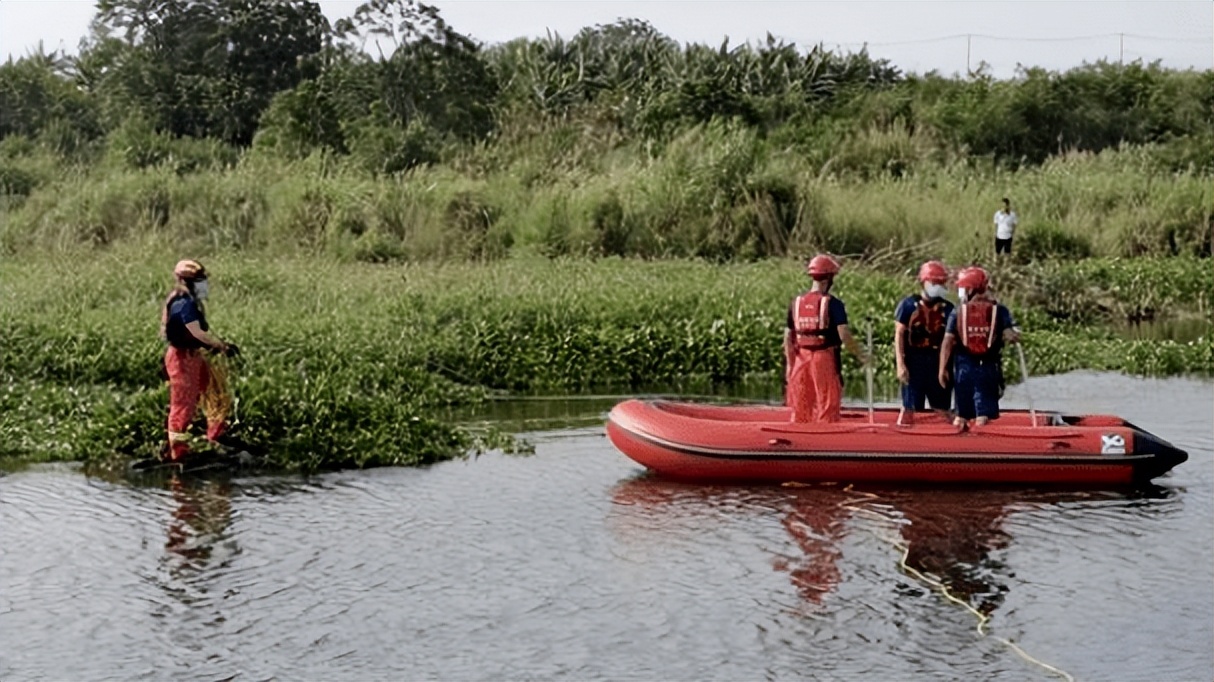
1 371 1211 681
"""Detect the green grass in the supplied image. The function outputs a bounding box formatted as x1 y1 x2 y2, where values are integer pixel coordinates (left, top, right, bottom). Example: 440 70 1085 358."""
1 249 1209 470
3 23 1210 472
3 129 1210 264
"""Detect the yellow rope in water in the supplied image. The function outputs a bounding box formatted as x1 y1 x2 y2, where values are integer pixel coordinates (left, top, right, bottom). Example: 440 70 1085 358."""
835 489 1075 682
891 542 1075 681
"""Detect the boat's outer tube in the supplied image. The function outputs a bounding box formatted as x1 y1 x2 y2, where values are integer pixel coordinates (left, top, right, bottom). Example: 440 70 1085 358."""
1131 428 1189 481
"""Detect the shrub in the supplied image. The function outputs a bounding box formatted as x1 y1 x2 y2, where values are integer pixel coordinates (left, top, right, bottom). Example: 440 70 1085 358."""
445 191 506 260
1015 221 1094 262
591 191 631 256
345 113 442 175
0 164 38 197
105 118 238 174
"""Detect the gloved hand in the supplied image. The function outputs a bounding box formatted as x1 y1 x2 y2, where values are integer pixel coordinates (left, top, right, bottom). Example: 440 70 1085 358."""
224 343 241 358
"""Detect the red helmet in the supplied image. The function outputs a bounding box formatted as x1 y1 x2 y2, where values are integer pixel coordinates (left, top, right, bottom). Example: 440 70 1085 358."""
806 254 841 279
917 260 949 284
174 259 206 281
956 266 989 293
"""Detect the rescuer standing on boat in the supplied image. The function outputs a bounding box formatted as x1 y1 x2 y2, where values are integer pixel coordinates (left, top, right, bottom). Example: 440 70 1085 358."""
784 254 870 423
894 260 955 425
161 259 239 461
937 266 1020 428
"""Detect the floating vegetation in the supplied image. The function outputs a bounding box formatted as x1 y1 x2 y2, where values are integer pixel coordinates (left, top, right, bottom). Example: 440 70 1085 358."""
1 252 1208 470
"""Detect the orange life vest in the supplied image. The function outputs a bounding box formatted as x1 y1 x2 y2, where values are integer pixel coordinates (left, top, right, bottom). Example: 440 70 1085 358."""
907 296 949 350
793 292 835 350
959 299 998 356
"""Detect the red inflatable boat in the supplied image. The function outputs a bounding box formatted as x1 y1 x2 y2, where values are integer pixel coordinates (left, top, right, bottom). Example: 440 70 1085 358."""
606 400 1187 485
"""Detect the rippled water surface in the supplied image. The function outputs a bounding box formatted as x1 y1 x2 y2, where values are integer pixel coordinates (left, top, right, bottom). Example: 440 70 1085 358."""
2 372 1211 681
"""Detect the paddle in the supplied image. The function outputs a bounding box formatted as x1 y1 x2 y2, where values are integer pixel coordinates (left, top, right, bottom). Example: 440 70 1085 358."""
865 318 875 425
1016 342 1037 427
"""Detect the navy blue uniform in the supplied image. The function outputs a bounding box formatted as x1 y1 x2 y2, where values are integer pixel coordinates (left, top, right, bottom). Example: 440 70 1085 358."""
945 304 1016 420
165 294 208 350
894 295 954 411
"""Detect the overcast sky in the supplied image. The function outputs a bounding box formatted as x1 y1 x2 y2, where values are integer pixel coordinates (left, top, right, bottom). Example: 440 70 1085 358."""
2 0 1210 78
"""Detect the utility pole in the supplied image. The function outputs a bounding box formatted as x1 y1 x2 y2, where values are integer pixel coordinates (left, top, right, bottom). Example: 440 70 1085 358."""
966 34 971 76
1119 33 1124 65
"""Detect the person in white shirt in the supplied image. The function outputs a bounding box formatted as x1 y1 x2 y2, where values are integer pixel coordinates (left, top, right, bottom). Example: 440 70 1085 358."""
993 198 1017 255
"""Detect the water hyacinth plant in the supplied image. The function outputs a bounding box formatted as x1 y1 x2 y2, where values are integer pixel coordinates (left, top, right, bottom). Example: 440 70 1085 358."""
0 250 1208 470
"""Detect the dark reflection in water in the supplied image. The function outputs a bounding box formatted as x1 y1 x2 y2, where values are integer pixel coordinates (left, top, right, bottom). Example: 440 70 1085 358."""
778 486 852 606
611 473 1180 635
885 490 1014 616
165 476 234 569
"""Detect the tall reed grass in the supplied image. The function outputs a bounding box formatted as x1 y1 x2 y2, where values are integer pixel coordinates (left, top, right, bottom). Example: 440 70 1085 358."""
2 123 1210 264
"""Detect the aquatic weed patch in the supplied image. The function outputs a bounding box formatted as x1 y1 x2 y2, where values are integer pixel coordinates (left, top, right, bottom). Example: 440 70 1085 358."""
0 373 131 461
992 256 1213 326
1015 330 1213 377
0 256 509 469
1 253 1208 469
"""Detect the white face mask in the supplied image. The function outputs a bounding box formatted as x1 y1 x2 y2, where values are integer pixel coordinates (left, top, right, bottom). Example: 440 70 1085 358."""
957 287 967 302
924 283 949 300
192 279 209 301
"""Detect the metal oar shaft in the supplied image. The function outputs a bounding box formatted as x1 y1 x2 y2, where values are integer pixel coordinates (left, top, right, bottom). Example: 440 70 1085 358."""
1016 343 1036 427
866 319 874 425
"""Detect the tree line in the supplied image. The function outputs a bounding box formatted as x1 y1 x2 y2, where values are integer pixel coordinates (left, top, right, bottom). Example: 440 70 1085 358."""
1 0 1211 176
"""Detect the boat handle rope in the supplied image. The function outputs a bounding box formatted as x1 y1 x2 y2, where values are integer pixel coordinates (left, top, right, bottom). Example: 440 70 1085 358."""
758 423 1078 437
761 424 892 435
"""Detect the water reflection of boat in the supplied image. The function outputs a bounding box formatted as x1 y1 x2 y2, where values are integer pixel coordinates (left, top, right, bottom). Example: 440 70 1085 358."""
777 485 854 605
610 476 1172 611
847 485 1167 615
607 401 1188 484
869 488 1021 615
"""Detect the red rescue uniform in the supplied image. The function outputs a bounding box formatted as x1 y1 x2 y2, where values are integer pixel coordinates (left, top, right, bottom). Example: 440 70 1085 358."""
787 291 849 423
163 291 226 460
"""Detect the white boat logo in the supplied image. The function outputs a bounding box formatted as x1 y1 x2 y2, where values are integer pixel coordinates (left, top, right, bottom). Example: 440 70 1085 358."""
1101 434 1126 455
